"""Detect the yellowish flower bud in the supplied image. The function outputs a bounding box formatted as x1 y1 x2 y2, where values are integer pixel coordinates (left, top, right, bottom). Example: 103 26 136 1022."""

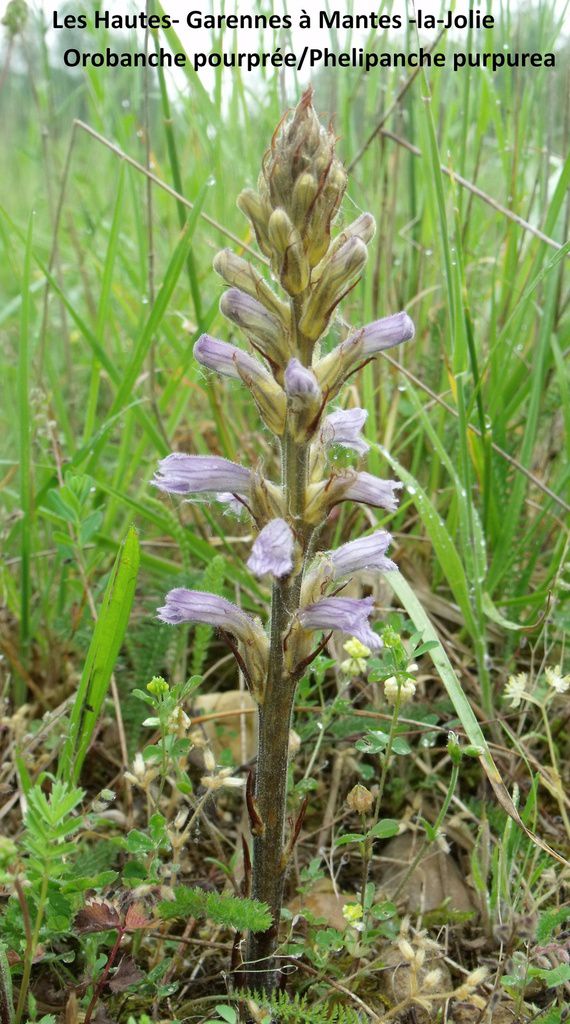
236 188 273 256
291 172 318 232
299 237 368 342
213 249 290 325
268 209 310 296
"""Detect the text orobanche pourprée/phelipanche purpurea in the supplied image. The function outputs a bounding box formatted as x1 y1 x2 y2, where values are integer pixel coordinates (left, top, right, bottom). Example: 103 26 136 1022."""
50 8 556 73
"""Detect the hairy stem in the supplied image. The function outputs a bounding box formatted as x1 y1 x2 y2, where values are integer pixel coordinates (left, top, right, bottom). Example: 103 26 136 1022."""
245 305 313 991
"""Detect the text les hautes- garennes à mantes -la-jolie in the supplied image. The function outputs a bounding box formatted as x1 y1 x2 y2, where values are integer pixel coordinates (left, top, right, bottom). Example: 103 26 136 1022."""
51 9 495 31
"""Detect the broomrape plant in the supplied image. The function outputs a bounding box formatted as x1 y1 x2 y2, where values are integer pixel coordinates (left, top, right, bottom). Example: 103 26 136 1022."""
152 89 414 992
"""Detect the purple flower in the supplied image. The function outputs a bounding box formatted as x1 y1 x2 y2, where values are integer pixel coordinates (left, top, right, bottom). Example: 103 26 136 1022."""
359 312 415 355
152 454 251 496
316 311 414 395
329 530 396 576
247 518 294 579
298 596 382 650
284 358 320 397
157 588 263 646
321 408 369 454
343 472 402 512
194 334 267 382
220 288 285 363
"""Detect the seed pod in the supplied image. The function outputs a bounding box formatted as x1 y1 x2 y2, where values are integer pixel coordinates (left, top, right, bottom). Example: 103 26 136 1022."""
346 784 373 814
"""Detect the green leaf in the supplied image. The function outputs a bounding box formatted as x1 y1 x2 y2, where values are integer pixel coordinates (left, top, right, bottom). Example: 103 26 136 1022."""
355 731 388 754
391 737 412 756
127 830 156 855
215 1007 237 1024
157 887 271 932
368 819 400 840
58 526 140 784
334 833 366 847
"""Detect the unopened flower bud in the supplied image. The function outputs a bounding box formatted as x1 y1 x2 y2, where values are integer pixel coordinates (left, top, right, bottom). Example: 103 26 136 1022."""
398 938 416 963
203 748 216 772
147 675 169 697
220 288 289 368
268 209 310 295
213 249 290 325
284 358 323 441
288 729 302 758
300 236 368 342
384 675 416 706
291 172 318 232
236 188 272 256
313 214 376 284
346 783 373 814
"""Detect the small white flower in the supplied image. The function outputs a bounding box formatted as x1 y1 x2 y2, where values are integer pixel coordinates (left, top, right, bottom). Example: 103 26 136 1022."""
201 768 244 792
504 672 528 708
384 675 416 706
545 665 569 694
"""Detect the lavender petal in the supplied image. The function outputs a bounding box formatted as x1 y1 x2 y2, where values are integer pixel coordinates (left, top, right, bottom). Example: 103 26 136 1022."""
152 453 251 496
344 471 402 511
284 358 320 397
329 530 397 576
321 407 369 454
157 588 261 646
298 596 382 650
247 518 294 579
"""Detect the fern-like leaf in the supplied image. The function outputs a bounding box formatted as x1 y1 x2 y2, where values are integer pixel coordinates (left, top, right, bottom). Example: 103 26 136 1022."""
157 886 271 932
238 990 363 1024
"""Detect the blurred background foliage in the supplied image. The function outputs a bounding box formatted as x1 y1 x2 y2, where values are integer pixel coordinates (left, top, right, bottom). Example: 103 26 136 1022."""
1 0 568 727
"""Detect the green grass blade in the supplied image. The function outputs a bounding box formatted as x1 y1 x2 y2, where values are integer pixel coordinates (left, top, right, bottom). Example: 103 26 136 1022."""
378 445 479 640
15 215 34 705
387 571 568 868
58 525 140 784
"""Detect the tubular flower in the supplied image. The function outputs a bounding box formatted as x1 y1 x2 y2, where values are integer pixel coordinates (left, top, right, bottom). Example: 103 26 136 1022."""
220 288 288 367
158 589 268 697
321 407 369 454
194 334 263 380
297 596 382 650
329 530 397 576
305 470 402 523
152 453 251 496
342 471 402 511
247 518 295 579
157 589 260 640
316 311 415 396
194 334 286 434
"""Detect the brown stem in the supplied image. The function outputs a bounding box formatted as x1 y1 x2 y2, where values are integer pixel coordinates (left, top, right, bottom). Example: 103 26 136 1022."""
245 300 314 992
84 928 124 1024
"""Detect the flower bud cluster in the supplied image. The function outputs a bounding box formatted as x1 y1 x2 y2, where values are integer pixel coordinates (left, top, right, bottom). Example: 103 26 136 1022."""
153 89 414 702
